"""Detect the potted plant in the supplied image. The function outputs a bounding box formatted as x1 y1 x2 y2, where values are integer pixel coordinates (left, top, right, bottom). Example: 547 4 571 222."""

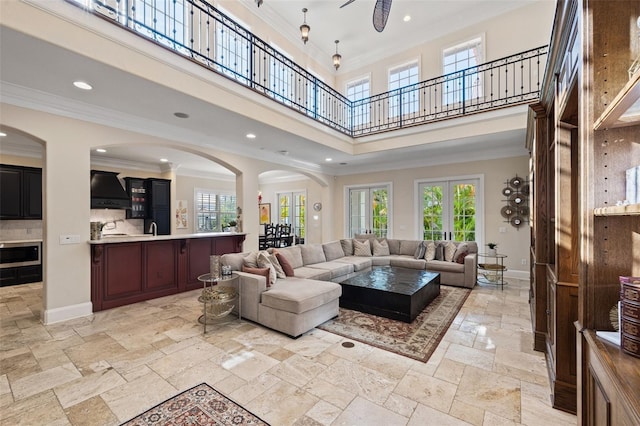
224 220 237 232
487 242 498 256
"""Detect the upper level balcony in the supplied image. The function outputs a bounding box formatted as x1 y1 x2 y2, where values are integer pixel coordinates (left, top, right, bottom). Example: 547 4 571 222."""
66 0 547 139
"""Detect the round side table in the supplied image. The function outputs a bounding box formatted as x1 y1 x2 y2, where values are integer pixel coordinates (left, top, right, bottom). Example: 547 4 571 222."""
197 273 238 333
477 253 508 290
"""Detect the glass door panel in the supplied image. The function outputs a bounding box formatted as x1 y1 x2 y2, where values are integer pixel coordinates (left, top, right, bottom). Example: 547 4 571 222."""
420 179 478 242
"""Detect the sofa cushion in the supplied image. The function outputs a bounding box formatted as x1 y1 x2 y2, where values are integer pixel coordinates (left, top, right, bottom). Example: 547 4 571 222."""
275 252 295 277
371 256 391 266
390 256 427 270
435 243 445 261
424 241 436 261
261 279 342 315
399 240 421 256
256 251 277 286
386 239 401 255
426 260 465 273
301 244 327 265
443 241 457 262
243 252 259 268
306 261 354 279
353 239 372 256
268 252 286 278
323 241 345 261
276 246 304 269
414 241 426 259
340 239 354 256
372 239 390 256
221 252 248 271
336 256 373 271
293 267 332 281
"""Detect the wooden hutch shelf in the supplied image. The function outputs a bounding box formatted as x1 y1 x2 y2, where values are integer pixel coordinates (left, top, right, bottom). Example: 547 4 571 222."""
594 69 640 130
593 204 640 217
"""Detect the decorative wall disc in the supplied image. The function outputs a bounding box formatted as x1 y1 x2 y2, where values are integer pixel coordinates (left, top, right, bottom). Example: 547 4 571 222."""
518 206 529 216
510 216 524 226
502 187 514 196
501 206 515 218
508 193 525 205
509 176 523 188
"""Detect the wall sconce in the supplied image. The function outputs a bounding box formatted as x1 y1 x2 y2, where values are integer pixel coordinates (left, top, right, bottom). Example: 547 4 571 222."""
332 40 342 70
300 8 310 44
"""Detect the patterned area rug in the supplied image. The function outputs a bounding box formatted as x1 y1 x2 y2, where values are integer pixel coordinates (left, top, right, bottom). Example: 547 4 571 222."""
122 383 269 425
318 285 471 362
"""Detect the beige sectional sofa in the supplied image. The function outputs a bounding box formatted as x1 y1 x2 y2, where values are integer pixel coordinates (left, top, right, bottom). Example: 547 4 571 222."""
221 238 477 337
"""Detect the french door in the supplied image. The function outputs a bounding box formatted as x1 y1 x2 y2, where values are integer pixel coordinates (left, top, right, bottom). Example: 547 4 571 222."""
347 184 390 238
418 177 481 243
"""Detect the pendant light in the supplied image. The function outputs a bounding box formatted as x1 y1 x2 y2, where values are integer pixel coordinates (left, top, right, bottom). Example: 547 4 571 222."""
332 40 342 70
300 8 310 44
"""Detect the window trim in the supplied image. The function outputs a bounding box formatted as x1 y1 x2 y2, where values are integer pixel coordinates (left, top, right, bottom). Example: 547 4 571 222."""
343 182 393 238
441 34 485 73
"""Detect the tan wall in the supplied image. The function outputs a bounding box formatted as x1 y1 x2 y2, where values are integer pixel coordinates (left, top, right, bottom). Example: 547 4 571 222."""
333 155 530 273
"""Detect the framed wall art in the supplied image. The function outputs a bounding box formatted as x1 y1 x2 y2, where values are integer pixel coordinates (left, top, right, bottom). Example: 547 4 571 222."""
259 203 271 225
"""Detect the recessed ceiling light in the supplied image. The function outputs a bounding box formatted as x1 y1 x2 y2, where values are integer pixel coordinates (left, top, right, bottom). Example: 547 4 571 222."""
325 158 333 162
96 148 107 153
174 112 189 119
246 133 256 139
73 81 93 90
0 132 6 137
403 15 411 22
160 158 169 162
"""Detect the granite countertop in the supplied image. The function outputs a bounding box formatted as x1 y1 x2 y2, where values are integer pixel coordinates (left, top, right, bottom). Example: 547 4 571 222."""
88 232 246 244
0 239 43 245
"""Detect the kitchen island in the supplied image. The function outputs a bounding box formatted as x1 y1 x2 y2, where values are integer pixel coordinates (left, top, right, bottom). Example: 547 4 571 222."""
89 232 245 311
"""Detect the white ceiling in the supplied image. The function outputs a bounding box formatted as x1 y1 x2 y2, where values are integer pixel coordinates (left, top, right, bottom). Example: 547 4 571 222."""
0 0 539 180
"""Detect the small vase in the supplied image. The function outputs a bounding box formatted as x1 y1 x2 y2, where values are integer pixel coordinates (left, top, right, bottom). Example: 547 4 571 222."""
488 248 497 256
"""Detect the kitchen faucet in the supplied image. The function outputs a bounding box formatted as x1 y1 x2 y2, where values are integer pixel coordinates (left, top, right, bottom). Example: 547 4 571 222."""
148 221 157 236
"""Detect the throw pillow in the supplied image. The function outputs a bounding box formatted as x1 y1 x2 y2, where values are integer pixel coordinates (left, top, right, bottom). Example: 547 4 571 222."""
435 243 444 261
455 250 469 264
268 253 286 278
243 251 259 268
241 266 270 286
353 239 372 256
372 239 390 256
424 241 436 261
444 241 457 262
256 251 277 287
452 243 469 263
275 252 295 277
414 241 427 259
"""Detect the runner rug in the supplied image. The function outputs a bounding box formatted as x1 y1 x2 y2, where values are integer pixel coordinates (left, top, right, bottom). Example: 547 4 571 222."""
318 285 471 362
121 383 270 426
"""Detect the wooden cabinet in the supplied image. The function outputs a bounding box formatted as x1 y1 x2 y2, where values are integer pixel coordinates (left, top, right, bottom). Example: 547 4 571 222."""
528 0 640 422
125 177 147 219
0 164 42 219
145 178 171 235
91 234 245 311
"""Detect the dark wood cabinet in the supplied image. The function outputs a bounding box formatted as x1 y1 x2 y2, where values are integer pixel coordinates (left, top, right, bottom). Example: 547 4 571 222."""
91 234 245 311
527 0 640 422
0 265 43 287
0 164 41 219
144 178 171 235
125 177 147 219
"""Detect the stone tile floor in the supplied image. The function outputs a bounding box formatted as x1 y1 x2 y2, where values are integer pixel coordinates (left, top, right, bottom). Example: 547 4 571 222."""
0 279 577 425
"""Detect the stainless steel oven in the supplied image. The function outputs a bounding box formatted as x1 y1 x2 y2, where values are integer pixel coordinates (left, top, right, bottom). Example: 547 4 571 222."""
0 241 42 268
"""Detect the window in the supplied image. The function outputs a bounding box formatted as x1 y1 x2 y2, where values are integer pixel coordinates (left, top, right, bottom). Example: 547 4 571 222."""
269 44 295 105
442 38 483 105
277 191 306 240
134 0 187 46
418 177 483 244
346 184 390 238
305 70 324 117
346 77 370 127
195 189 236 232
215 10 250 84
388 62 419 117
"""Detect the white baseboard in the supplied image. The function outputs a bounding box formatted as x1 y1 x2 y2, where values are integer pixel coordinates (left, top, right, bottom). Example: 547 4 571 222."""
504 269 530 281
43 302 93 325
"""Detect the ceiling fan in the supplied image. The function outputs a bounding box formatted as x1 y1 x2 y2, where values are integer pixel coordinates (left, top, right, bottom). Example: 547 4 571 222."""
340 0 393 33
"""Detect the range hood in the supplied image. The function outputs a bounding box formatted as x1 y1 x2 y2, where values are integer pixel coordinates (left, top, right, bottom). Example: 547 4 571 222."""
90 170 131 209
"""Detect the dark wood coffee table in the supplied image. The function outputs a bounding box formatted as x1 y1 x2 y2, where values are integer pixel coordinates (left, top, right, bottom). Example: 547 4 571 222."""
338 266 440 323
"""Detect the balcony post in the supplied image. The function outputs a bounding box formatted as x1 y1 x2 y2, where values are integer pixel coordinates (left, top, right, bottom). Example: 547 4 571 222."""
462 69 466 115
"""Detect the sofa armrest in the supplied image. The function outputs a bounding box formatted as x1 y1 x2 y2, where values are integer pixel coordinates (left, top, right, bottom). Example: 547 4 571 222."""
463 253 478 287
235 271 267 322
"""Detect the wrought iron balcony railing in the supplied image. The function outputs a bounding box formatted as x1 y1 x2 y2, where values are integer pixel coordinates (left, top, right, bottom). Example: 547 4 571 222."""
69 0 547 137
